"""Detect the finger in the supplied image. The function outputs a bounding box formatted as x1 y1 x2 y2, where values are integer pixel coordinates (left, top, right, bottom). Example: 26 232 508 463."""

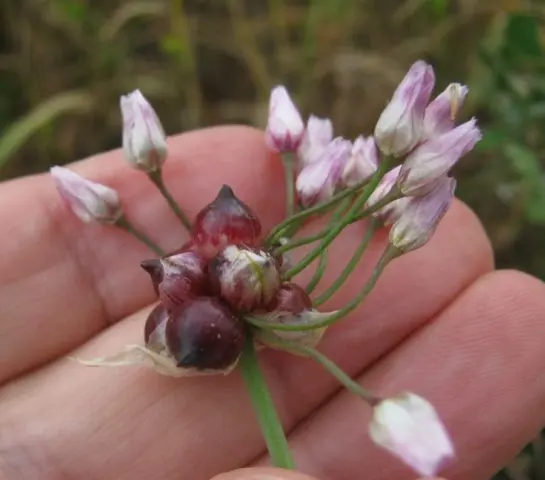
269 271 545 480
0 204 492 478
0 126 284 383
210 467 320 480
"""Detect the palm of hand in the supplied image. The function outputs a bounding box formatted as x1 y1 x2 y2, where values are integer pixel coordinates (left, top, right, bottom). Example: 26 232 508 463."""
0 127 544 480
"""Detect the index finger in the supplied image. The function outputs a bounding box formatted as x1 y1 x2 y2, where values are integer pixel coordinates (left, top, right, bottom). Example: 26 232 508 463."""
0 126 284 383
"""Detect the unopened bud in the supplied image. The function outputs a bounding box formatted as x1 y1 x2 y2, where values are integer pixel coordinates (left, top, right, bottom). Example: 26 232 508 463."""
390 176 456 253
191 185 262 259
50 166 122 224
120 89 167 172
369 392 455 477
398 118 481 196
297 115 334 167
341 136 379 187
365 166 408 225
296 137 352 207
165 297 245 371
140 250 209 309
265 86 305 153
210 245 281 312
424 83 468 139
374 61 435 157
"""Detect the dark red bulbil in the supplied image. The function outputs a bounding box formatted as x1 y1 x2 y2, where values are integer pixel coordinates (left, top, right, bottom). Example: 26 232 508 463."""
267 282 312 313
165 297 246 370
191 185 262 259
141 250 209 309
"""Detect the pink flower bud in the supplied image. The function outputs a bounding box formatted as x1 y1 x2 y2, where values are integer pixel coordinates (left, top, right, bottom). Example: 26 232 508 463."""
365 166 408 225
341 136 379 187
120 89 168 172
191 185 262 259
390 176 456 253
296 137 352 207
165 297 245 371
424 83 468 139
369 392 455 477
140 250 209 309
265 86 305 153
50 166 122 224
397 118 481 196
210 245 281 312
374 61 435 157
297 115 334 167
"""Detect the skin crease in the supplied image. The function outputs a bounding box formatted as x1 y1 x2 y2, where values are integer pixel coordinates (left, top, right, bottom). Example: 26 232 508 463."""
0 126 544 480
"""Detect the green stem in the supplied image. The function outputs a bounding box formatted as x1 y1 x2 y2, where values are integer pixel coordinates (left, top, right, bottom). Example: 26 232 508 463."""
306 250 328 294
148 169 192 231
266 182 364 245
283 152 296 218
275 230 327 255
246 246 396 332
313 218 379 307
116 216 165 256
264 337 379 405
283 162 391 280
239 337 295 469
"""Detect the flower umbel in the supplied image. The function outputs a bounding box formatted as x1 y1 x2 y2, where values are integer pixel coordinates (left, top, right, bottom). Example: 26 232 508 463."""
342 135 379 187
50 166 122 224
369 392 455 477
120 89 168 172
297 115 334 167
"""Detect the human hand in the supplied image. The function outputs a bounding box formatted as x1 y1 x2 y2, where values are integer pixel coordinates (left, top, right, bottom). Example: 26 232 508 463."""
1 126 544 480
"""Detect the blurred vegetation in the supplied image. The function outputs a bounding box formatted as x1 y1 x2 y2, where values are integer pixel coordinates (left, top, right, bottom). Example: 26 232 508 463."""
1 0 545 477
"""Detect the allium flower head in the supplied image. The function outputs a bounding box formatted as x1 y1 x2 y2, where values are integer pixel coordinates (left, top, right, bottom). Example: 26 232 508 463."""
50 166 122 224
369 392 455 477
265 86 305 153
397 118 481 196
296 137 352 207
424 83 469 139
374 61 435 157
297 115 334 167
341 135 379 187
120 89 168 172
390 176 456 253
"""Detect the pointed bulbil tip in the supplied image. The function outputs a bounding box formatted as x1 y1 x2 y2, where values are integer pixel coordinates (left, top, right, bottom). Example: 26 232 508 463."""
140 259 163 295
217 184 235 200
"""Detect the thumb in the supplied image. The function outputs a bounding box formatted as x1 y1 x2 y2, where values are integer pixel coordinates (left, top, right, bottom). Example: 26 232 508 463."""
209 467 321 480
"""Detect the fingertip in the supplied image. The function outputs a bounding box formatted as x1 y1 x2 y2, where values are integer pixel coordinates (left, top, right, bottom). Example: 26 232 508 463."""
210 467 321 480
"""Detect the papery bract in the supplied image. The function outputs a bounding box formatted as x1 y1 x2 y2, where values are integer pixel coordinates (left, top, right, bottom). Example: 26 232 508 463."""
341 135 379 187
365 166 408 225
397 118 481 196
265 86 305 153
144 304 170 353
141 250 209 309
165 297 245 371
120 89 168 172
191 185 262 259
210 245 281 312
423 83 468 139
390 176 456 253
374 61 435 157
297 115 334 167
50 166 122 224
369 392 455 477
296 137 352 207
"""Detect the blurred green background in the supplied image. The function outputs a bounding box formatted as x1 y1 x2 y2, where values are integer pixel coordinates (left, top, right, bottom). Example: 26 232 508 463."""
0 0 544 477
